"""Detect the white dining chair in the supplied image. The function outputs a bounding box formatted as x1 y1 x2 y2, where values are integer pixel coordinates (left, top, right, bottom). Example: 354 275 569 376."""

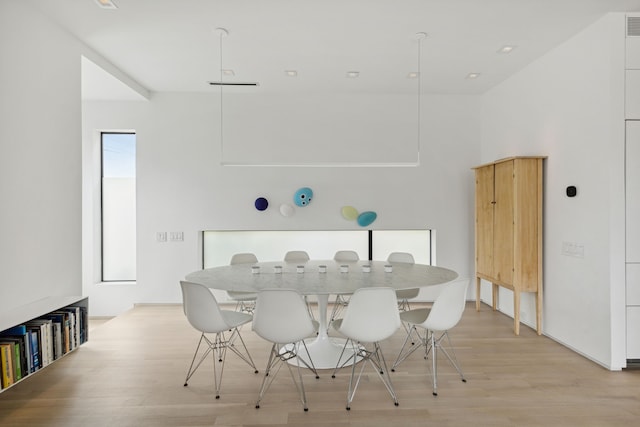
329 250 361 326
391 279 468 396
333 250 360 262
252 289 319 412
180 281 258 399
330 287 401 410
284 250 310 262
226 253 259 313
387 252 420 311
283 250 315 319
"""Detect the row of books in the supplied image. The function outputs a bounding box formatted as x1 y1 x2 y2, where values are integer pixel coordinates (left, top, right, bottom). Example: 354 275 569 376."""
0 305 87 390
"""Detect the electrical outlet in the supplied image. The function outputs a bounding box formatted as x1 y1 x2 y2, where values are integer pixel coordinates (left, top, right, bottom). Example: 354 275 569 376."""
562 241 584 258
169 231 184 242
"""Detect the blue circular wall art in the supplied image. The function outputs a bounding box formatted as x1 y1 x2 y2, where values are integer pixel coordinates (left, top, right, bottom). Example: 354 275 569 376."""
254 197 269 211
293 187 313 207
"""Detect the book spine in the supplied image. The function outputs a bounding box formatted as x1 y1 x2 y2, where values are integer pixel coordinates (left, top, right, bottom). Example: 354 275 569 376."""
0 325 27 336
0 344 14 389
12 343 21 381
22 333 32 375
29 331 39 371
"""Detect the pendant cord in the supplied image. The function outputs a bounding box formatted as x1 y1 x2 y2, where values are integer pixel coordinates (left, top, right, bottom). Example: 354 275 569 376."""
417 35 423 164
219 32 224 161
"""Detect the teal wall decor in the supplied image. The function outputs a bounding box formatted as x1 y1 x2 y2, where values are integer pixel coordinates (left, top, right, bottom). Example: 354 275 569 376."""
293 187 313 207
357 211 377 227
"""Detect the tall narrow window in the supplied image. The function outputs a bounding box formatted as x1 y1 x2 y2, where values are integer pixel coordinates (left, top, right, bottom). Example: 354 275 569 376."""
102 132 136 281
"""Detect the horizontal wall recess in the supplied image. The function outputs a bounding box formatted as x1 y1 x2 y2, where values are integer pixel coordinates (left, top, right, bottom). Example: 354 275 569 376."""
219 92 421 167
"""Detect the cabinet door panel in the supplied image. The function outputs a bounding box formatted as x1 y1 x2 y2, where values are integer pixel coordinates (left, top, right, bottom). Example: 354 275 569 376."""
493 160 514 284
475 165 494 276
513 158 541 291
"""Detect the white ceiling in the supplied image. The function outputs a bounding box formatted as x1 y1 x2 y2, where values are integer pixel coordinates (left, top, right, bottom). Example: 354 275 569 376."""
29 0 640 100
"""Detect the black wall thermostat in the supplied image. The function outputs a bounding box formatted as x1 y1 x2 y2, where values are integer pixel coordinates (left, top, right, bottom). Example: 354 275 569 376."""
566 186 577 197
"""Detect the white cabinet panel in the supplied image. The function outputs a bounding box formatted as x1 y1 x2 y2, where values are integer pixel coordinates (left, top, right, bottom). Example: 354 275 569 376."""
626 121 640 260
627 307 640 359
628 122 640 360
627 264 640 305
626 71 640 119
626 37 640 70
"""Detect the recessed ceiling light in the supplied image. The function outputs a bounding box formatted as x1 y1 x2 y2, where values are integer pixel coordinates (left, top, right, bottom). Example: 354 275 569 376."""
285 70 298 77
346 71 360 78
94 0 117 9
498 45 516 54
407 72 419 79
466 73 481 79
222 69 235 76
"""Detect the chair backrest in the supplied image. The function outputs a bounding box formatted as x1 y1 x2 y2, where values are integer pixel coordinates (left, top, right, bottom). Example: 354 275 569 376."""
387 252 415 264
252 289 316 344
284 251 310 262
180 281 230 333
334 250 360 262
423 279 469 332
387 252 418 299
230 252 258 264
337 287 400 342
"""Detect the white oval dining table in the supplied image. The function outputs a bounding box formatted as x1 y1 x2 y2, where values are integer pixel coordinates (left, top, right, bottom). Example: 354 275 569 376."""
185 260 458 369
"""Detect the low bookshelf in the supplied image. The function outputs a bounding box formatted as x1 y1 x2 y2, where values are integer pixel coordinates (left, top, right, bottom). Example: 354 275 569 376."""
0 296 88 392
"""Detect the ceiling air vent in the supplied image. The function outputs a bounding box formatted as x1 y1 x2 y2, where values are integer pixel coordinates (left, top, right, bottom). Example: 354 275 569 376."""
627 16 640 37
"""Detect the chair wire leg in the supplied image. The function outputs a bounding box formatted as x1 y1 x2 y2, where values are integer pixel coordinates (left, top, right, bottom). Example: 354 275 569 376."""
233 299 255 314
391 325 424 371
183 333 232 398
346 344 369 410
436 332 466 383
226 327 259 373
329 296 348 330
303 296 316 321
328 299 341 329
369 342 399 406
255 344 282 409
332 339 357 378
299 339 320 379
183 334 212 386
431 333 438 396
213 333 226 399
290 342 309 411
256 342 310 412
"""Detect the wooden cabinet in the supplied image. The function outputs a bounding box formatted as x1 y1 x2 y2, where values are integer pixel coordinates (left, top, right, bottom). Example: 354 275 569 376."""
473 157 545 335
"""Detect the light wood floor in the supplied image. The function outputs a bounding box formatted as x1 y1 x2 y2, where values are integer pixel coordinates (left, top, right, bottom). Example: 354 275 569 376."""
1 303 639 427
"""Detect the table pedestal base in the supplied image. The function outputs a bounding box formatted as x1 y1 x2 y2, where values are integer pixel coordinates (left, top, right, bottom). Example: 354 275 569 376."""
285 294 362 370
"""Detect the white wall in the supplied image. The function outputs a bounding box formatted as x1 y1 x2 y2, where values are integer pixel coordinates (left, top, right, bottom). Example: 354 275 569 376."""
3 0 629 372
221 92 421 166
82 92 480 315
480 14 626 369
0 1 82 307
